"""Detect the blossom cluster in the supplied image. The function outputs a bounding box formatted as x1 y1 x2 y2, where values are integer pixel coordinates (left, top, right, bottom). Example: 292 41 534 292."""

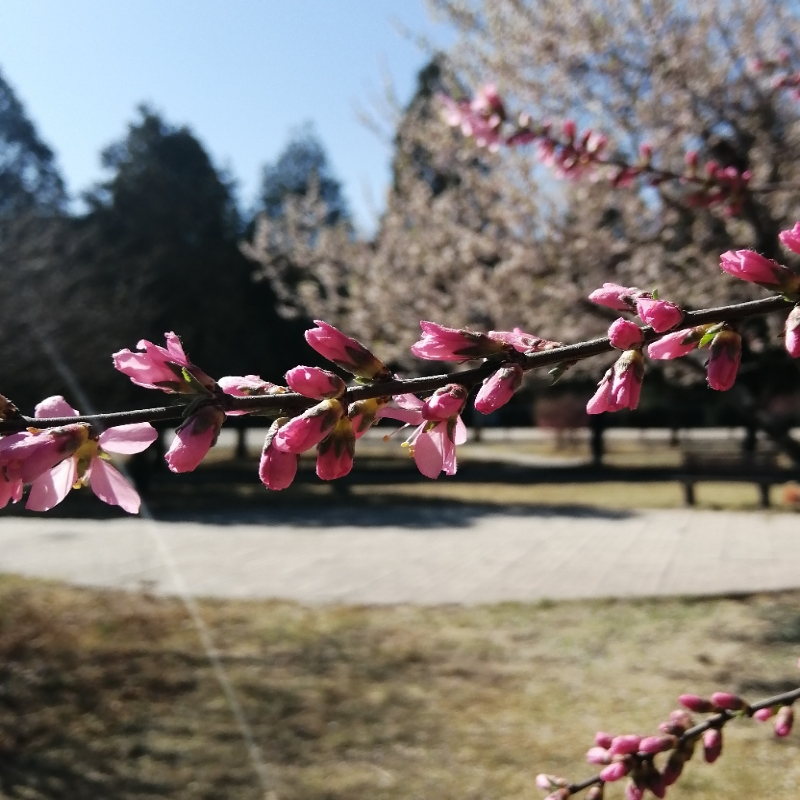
440 85 752 214
583 222 800 415
537 676 799 800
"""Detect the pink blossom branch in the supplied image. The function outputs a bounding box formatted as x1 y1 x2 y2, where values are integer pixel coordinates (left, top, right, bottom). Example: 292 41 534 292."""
561 685 800 798
1 294 790 435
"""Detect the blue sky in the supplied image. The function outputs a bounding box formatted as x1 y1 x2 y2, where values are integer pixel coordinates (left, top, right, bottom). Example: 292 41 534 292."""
0 1 453 231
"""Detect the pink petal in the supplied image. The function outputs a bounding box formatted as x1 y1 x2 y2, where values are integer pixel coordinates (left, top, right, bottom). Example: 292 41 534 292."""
454 417 468 445
26 459 77 511
377 405 424 425
414 431 444 479
34 395 79 418
89 459 141 513
164 331 189 363
99 423 158 454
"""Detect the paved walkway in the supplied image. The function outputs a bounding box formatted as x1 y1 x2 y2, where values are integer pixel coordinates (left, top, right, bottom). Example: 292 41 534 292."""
0 506 798 604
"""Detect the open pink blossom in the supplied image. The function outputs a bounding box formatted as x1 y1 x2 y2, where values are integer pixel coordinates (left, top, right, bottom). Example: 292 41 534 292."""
706 330 741 391
412 321 506 362
273 399 344 454
608 319 644 349
635 297 684 332
24 396 156 513
487 328 560 354
475 365 523 414
285 366 346 400
378 394 468 479
0 472 22 509
588 283 643 311
0 424 89 485
785 306 800 357
112 332 216 394
316 416 356 480
779 222 800 254
305 320 390 381
647 328 703 360
165 405 225 473
259 419 298 491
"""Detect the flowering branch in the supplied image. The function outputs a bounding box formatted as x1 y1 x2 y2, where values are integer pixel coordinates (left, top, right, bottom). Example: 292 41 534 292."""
439 85 800 214
540 684 800 799
0 294 791 436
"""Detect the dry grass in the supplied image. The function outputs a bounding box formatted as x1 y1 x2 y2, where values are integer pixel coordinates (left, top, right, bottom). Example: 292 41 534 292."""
0 577 797 798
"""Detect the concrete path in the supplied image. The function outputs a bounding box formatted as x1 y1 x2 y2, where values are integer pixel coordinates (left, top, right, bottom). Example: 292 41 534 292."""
0 506 799 604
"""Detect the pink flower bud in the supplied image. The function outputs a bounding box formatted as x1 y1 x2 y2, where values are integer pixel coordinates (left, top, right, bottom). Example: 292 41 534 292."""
545 791 570 800
273 399 344 454
536 774 566 791
624 782 644 800
165 405 225 473
600 760 631 782
711 692 747 711
608 319 644 349
775 705 794 737
585 786 604 800
662 752 685 786
785 306 800 358
719 250 799 290
259 419 298 491
586 746 611 765
316 416 356 480
475 365 523 414
587 350 644 415
703 728 722 762
638 735 677 754
753 707 776 722
112 332 215 394
412 321 506 362
679 694 715 713
0 424 89 484
423 384 468 421
218 375 279 397
348 397 388 439
305 320 390 381
285 366 346 400
639 143 652 162
588 283 642 311
707 330 741 391
647 328 703 359
609 735 642 756
780 222 800 255
646 772 666 799
595 731 614 749
487 328 560 354
636 298 684 333
562 119 577 140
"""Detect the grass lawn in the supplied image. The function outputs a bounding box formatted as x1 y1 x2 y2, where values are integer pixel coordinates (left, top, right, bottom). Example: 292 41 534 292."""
0 577 798 799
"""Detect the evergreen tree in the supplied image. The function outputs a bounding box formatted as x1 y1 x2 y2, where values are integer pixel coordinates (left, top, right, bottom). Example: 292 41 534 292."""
258 124 349 225
0 66 65 218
